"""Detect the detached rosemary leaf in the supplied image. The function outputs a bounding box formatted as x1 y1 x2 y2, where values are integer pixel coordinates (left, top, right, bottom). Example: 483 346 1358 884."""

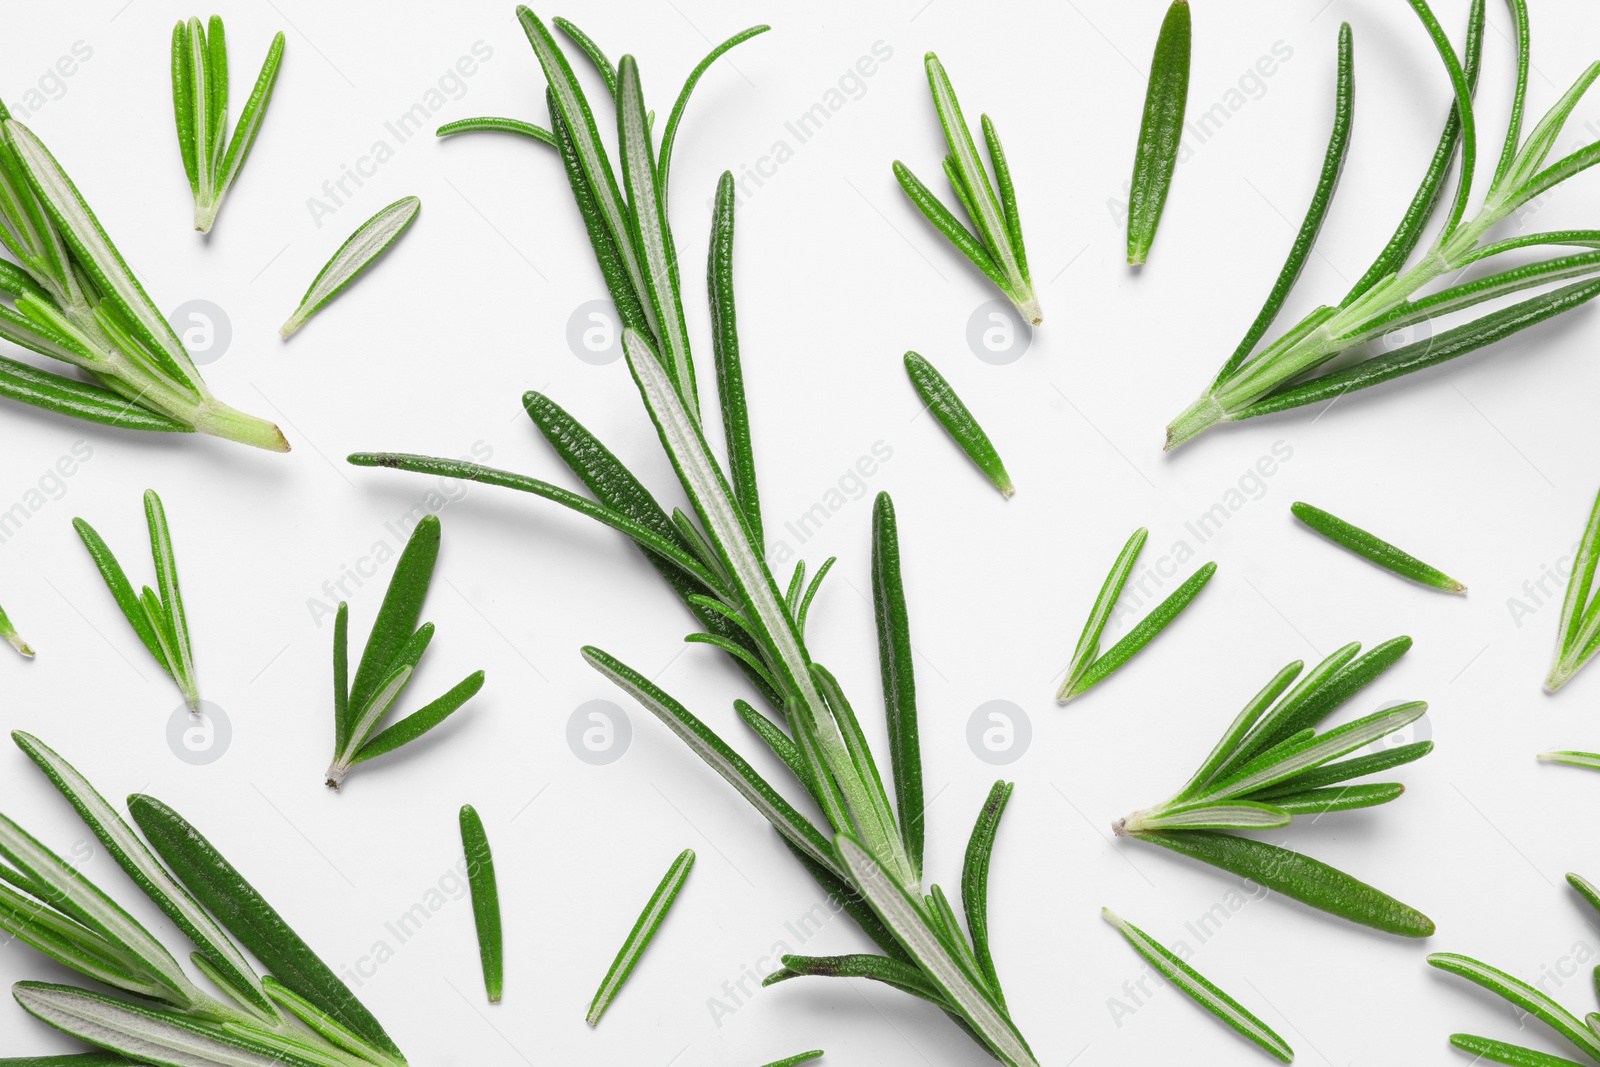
126 794 406 1062
872 492 922 880
1126 1 1191 265
1429 954 1600 1061
1129 830 1434 937
459 805 503 1003
1063 560 1216 702
281 196 420 337
0 599 33 657
586 848 695 1026
1537 751 1600 771
756 1054 824 1067
1102 908 1292 1061
1291 501 1464 592
904 351 1012 497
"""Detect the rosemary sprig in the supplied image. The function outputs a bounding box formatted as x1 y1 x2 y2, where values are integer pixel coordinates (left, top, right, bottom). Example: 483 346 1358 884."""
1115 637 1435 936
1101 908 1292 1062
903 351 1013 497
0 598 32 657
586 849 694 1026
2 733 407 1067
1547 485 1600 690
459 805 503 1004
0 109 285 449
73 490 199 711
895 53 1040 324
1430 874 1600 1066
325 514 485 788
1126 1 1191 265
1165 0 1600 451
363 12 1038 1062
170 16 285 233
1291 501 1465 593
1057 526 1215 704
281 196 421 337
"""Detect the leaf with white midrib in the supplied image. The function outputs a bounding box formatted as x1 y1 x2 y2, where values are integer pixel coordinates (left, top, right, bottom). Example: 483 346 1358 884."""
281 197 420 336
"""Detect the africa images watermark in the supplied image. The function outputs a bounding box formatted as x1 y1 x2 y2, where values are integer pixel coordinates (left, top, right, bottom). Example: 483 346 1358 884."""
305 440 494 626
7 40 93 120
705 890 850 1027
337 855 486 989
0 440 96 547
715 40 896 210
305 41 495 227
763 440 894 568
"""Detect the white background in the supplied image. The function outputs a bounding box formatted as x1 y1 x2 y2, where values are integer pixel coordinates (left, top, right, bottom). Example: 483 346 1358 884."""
3 1 1600 1064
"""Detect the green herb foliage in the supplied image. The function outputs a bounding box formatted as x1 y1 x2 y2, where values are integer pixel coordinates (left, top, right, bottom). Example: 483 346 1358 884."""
1291 501 1465 593
282 197 421 337
1127 1 1191 265
325 514 485 788
1116 637 1435 936
1546 485 1600 690
1165 0 1600 451
0 109 285 448
460 804 503 1003
903 351 1013 497
586 849 694 1026
895 53 1040 324
73 490 199 711
358 12 1038 1062
0 733 408 1067
0 599 32 657
170 16 285 232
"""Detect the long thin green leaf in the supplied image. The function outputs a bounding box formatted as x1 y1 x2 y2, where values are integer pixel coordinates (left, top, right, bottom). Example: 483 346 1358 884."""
1447 1034 1587 1067
1102 909 1292 1061
1291 501 1465 592
171 22 198 195
892 161 1004 287
1126 1 1191 265
657 25 771 208
0 882 168 999
126 794 406 1062
1264 782 1405 815
586 848 695 1026
204 16 228 172
0 356 189 433
1059 528 1147 702
1128 830 1434 936
459 805 503 1003
435 116 556 145
708 170 762 549
352 670 484 765
347 514 438 720
961 780 1012 1010
1402 0 1477 241
1064 561 1217 701
1537 751 1600 771
1254 740 1431 795
904 351 1012 497
755 1054 824 1067
1231 636 1411 764
144 490 197 712
281 196 420 336
1175 660 1305 800
1199 702 1427 802
72 517 170 672
872 492 922 882
1429 953 1600 1061
208 32 285 230
1136 801 1292 832
551 17 618 97
767 952 950 1008
1213 23 1353 387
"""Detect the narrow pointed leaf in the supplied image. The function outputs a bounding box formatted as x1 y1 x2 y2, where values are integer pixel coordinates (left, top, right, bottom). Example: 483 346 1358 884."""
872 492 922 880
904 351 1012 497
1429 953 1600 1061
144 490 197 710
281 196 420 337
459 805 503 1003
709 170 762 549
352 670 484 765
1292 501 1464 592
1065 561 1217 701
657 26 771 206
72 518 171 673
1126 1 1191 265
436 116 555 145
1060 528 1147 701
586 849 695 1025
347 515 438 720
961 780 1012 1010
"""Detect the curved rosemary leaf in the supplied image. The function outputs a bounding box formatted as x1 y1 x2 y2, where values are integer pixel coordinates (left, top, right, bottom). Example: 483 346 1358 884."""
1206 22 1353 391
1102 908 1292 1061
1064 560 1216 701
1291 501 1465 592
1128 830 1434 937
435 116 556 144
0 1055 143 1067
459 805 503 1004
586 848 695 1026
1400 0 1477 241
657 25 771 208
872 492 922 881
734 698 807 785
281 196 420 337
1126 1 1191 266
709 170 762 549
1428 953 1600 1061
961 781 1012 1010
126 794 406 1063
904 351 1012 497
766 952 949 1008
551 16 619 97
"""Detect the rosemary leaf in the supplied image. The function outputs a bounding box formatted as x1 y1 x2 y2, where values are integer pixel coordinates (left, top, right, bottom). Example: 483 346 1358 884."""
281 196 420 337
756 1054 824 1067
459 805 503 1003
1291 501 1465 592
904 351 1013 497
0 598 32 657
872 493 922 881
1102 908 1292 1061
586 848 695 1026
1126 1 1191 265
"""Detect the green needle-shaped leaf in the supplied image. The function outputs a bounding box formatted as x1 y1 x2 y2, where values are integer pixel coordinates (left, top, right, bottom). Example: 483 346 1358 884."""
346 515 439 723
586 848 695 1026
459 804 503 1003
708 170 762 550
766 952 949 1008
1128 830 1433 937
1537 750 1600 771
436 116 556 144
1430 953 1600 1061
656 26 770 209
1126 1 1191 265
961 781 1012 1010
904 351 1013 497
1447 1035 1587 1067
281 196 420 337
127 794 406 1062
1291 501 1465 592
755 1054 824 1067
0 599 33 657
1061 556 1216 704
872 492 922 881
1102 908 1292 1061
144 490 198 711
